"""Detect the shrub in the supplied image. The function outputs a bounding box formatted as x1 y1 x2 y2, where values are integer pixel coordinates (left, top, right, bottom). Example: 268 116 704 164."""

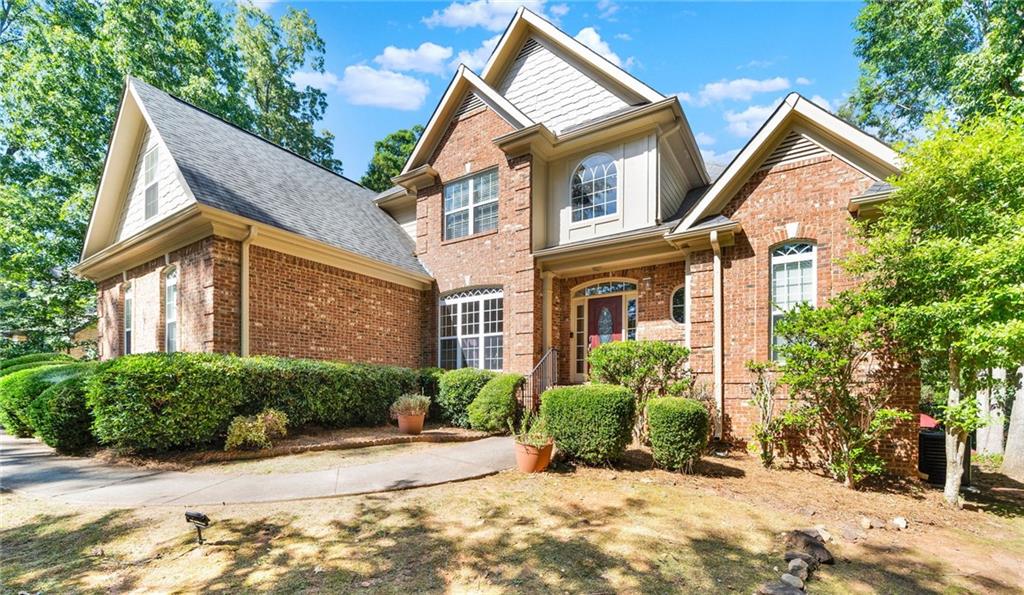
238 357 418 428
438 368 496 427
390 393 431 417
510 408 549 448
647 397 709 472
0 363 89 437
29 373 96 453
746 361 783 468
588 341 692 444
258 408 288 439
0 352 73 371
88 353 244 451
225 408 289 451
468 373 522 432
0 360 64 378
417 367 444 397
540 384 635 464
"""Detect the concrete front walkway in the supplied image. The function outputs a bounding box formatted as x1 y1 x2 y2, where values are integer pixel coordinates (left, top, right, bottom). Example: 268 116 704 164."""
0 432 514 507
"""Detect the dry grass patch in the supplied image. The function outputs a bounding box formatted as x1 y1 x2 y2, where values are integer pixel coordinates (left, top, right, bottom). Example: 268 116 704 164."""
2 452 1022 593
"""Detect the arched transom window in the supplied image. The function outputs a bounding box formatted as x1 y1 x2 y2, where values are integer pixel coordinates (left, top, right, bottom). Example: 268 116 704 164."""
571 153 617 223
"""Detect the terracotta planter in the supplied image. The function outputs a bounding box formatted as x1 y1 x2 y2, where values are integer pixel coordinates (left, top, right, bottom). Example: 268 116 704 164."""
397 413 425 435
514 439 554 473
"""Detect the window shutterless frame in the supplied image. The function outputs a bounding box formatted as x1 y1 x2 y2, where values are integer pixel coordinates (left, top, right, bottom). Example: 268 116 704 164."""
143 147 159 220
123 283 133 355
770 242 817 360
443 168 499 240
438 288 503 370
164 267 178 353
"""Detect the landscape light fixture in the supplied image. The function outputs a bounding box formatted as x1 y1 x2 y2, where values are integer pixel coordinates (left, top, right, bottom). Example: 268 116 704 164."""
185 510 211 544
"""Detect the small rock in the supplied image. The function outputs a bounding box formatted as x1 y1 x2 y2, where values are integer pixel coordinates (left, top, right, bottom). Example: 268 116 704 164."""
788 563 808 581
814 525 832 543
783 531 834 564
788 557 809 574
784 550 819 569
889 516 908 530
780 573 805 589
841 523 867 542
796 528 824 543
870 517 886 529
756 581 804 595
859 516 873 530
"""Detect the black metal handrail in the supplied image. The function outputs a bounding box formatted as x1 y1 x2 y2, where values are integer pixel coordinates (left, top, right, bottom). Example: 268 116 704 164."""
519 347 558 411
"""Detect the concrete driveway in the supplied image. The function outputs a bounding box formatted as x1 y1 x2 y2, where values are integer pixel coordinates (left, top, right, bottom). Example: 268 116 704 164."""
0 432 514 507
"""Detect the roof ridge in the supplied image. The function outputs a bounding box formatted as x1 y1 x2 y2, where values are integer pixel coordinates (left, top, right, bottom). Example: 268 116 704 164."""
127 76 374 196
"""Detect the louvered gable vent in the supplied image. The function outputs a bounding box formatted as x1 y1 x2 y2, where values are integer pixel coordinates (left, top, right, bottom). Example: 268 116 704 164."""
759 131 827 170
454 92 484 116
516 37 543 60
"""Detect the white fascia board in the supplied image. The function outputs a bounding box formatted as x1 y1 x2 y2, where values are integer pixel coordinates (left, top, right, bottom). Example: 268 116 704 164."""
482 7 664 104
401 66 533 175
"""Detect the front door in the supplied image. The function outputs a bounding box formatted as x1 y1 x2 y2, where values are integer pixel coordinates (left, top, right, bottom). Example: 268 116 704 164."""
588 295 623 350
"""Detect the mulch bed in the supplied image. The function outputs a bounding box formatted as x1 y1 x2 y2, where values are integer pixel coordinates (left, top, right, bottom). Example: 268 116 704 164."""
93 424 490 471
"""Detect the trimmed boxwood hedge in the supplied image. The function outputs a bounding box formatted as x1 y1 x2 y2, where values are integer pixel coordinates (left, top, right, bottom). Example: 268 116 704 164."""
647 397 709 472
467 373 523 432
438 368 497 428
0 363 89 437
29 372 96 454
0 360 67 379
0 352 73 371
540 384 635 464
87 353 245 451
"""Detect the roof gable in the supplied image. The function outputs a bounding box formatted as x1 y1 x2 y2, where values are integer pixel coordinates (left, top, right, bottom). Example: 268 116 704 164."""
669 93 901 234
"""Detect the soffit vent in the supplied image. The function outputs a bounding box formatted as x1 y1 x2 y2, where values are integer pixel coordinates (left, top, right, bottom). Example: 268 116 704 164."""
516 37 543 61
759 131 827 170
454 92 484 117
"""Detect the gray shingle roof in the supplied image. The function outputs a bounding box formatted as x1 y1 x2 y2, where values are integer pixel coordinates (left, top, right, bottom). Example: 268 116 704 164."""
130 78 427 276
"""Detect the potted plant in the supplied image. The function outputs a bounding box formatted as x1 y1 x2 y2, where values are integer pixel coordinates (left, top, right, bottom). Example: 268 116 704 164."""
390 394 431 435
509 410 553 473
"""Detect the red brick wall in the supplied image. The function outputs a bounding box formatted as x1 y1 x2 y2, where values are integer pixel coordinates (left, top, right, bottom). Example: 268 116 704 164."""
687 153 919 476
95 236 237 359
247 246 427 367
415 106 540 373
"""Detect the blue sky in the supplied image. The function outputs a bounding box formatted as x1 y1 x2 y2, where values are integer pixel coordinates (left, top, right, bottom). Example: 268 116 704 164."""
262 1 865 179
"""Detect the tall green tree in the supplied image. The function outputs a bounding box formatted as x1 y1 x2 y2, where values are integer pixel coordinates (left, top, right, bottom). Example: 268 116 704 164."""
235 3 340 173
0 0 339 349
849 102 1024 504
360 125 424 192
843 0 1024 141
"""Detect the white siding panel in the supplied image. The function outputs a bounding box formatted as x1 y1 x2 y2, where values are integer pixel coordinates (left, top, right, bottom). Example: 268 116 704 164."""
388 202 417 240
498 36 632 134
114 128 194 242
659 149 687 220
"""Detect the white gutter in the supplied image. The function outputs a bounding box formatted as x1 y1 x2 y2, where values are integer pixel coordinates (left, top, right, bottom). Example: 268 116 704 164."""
240 225 257 356
710 229 724 438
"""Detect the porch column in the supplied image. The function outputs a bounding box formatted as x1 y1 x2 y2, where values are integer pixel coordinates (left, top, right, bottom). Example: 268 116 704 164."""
710 230 724 438
542 271 554 352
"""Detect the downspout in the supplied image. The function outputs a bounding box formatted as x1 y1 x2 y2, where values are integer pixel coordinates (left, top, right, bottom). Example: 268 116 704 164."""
710 230 724 438
240 225 257 356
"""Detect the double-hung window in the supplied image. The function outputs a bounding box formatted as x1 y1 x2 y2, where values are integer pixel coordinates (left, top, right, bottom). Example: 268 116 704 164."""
443 169 498 240
143 147 159 219
770 242 816 359
124 283 134 355
165 267 178 353
439 288 503 370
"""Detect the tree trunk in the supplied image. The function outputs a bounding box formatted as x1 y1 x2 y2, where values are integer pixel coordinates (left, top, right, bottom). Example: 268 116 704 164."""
1002 366 1024 481
944 354 966 505
976 370 992 453
980 368 1006 456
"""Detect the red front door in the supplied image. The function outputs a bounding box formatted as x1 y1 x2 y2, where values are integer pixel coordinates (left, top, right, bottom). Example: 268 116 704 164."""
588 296 623 350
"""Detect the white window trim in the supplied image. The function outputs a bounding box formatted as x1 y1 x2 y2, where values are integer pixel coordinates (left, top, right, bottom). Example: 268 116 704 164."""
569 152 619 226
164 267 178 353
438 288 504 370
123 283 134 355
143 146 159 220
443 168 499 240
770 242 817 359
670 283 687 325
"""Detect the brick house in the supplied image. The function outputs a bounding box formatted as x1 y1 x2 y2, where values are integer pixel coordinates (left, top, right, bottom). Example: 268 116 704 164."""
74 8 918 474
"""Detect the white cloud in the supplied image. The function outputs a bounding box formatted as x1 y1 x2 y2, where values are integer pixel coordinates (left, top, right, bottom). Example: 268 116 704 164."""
252 0 278 11
724 100 781 136
451 34 502 71
695 132 716 146
295 66 429 111
674 91 693 103
574 27 632 69
738 59 774 70
809 94 833 112
424 0 545 31
549 3 569 17
596 0 619 19
795 77 812 85
682 77 791 106
614 32 632 41
701 147 740 166
374 42 453 76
